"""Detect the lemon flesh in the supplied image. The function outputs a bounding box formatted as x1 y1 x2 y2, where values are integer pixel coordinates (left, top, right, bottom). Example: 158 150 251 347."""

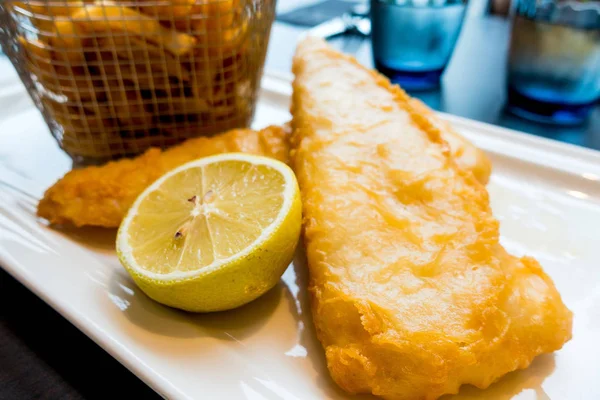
117 153 302 312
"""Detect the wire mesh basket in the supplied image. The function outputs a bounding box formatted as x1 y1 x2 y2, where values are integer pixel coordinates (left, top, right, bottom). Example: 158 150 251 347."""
0 0 275 165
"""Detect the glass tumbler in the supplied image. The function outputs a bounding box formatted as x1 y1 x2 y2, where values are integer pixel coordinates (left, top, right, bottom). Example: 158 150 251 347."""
507 0 600 125
370 0 467 91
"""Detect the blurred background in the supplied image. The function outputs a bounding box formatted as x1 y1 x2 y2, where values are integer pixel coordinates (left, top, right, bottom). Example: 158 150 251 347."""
271 0 600 149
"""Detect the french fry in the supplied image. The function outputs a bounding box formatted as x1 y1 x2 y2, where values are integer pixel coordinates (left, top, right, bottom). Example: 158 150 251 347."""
71 1 196 56
18 37 55 76
191 0 248 55
18 36 94 102
49 20 86 64
97 35 191 83
134 0 196 19
192 0 240 29
11 1 88 33
13 1 86 17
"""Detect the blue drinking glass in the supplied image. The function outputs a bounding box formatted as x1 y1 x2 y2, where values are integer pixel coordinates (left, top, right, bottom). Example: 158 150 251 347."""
370 0 467 91
507 0 600 125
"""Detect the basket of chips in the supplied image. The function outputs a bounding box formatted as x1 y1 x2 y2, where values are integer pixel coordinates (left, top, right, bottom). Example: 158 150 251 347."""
0 0 275 165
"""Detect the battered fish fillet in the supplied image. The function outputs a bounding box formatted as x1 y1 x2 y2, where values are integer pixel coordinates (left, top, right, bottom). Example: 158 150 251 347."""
37 126 289 227
291 38 572 400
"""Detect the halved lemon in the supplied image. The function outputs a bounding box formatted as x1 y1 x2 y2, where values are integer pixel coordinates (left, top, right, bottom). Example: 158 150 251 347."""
116 153 302 312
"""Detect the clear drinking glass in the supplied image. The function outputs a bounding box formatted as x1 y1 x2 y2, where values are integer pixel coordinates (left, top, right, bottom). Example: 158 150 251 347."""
507 0 600 125
370 0 467 90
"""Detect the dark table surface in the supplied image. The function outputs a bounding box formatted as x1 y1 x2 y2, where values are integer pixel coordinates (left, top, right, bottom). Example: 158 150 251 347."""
1 1 599 399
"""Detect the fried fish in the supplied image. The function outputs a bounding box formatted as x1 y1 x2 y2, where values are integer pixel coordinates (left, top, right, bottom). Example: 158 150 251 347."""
291 37 572 400
37 125 289 227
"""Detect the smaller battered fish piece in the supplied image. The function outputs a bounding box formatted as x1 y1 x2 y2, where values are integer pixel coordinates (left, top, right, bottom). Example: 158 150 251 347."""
38 125 289 227
409 99 492 185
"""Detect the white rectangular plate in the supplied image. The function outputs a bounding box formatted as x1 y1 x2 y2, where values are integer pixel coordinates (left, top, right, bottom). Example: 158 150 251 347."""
1 73 599 400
